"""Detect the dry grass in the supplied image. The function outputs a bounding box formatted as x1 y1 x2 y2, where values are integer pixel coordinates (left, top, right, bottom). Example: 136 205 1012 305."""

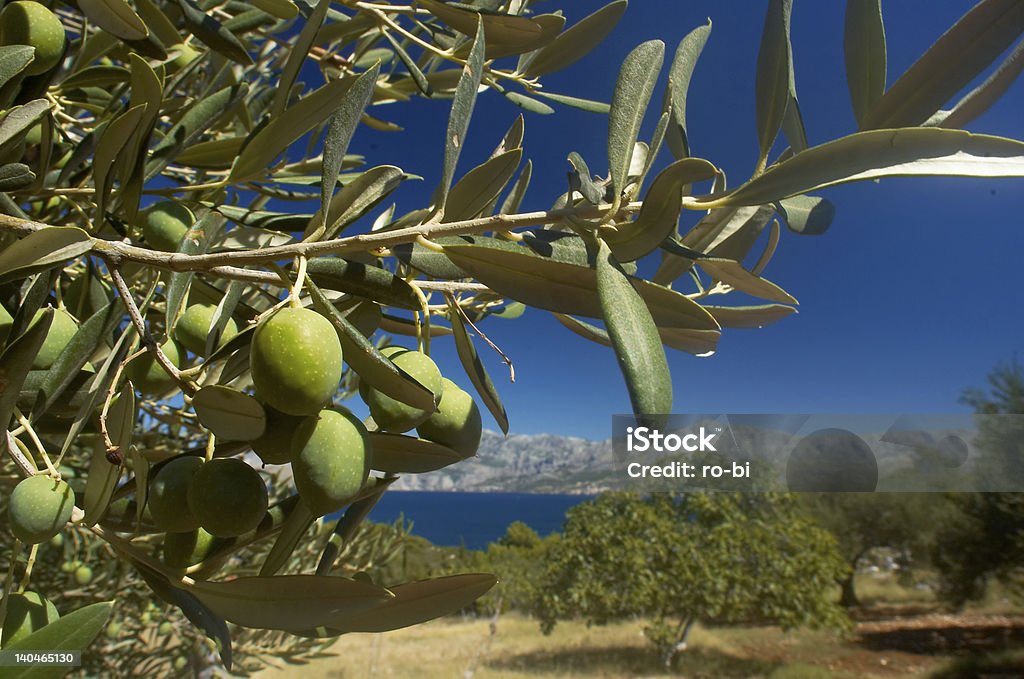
251 613 947 679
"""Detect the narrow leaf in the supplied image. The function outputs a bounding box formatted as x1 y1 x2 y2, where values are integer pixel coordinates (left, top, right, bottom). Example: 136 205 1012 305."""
369 433 466 473
193 386 266 441
446 295 509 435
0 46 35 90
844 0 887 128
608 40 664 196
79 0 149 40
0 228 93 285
863 0 1024 129
186 575 391 630
446 149 522 222
259 500 315 576
317 63 381 237
664 21 712 159
697 258 799 304
523 0 629 77
941 39 1024 129
0 309 52 431
176 0 254 65
755 0 794 169
306 281 436 411
433 15 486 211
604 157 718 261
777 195 836 235
3 602 113 671
704 128 1024 208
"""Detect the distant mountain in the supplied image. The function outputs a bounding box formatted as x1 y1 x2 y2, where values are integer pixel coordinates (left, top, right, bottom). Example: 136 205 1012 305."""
391 430 619 493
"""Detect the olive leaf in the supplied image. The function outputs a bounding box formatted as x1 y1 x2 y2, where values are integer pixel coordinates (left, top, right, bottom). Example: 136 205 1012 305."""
193 386 266 441
0 228 93 285
0 308 52 432
251 0 298 20
433 15 486 212
755 0 794 170
844 0 887 128
0 99 52 157
863 0 1024 129
232 77 360 181
608 40 664 197
604 157 718 262
92 103 147 219
446 294 510 435
186 575 392 630
941 40 1024 130
704 128 1024 208
0 163 34 191
443 239 719 333
665 20 711 159
369 433 467 473
306 280 437 411
567 152 605 205
445 149 523 222
419 0 558 58
523 0 628 77
532 90 610 114
299 574 498 635
83 437 121 526
595 239 672 422
305 257 420 310
79 0 149 41
307 165 406 240
316 63 382 239
165 210 225 330
500 159 533 215
31 299 120 420
2 602 114 675
0 46 35 90
706 304 797 328
259 500 316 576
176 0 254 65
697 258 798 305
382 29 431 96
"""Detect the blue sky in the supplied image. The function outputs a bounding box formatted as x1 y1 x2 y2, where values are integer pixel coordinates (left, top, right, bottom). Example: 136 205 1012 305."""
338 1 1024 439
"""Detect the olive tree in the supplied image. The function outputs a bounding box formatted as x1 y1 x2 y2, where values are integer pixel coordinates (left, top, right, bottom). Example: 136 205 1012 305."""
1 0 1024 672
534 493 851 668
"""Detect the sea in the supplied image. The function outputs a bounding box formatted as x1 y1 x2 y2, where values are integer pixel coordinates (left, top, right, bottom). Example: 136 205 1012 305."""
365 491 592 550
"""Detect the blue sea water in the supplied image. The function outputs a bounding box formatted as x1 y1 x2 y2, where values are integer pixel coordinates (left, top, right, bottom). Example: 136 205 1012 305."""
365 491 592 550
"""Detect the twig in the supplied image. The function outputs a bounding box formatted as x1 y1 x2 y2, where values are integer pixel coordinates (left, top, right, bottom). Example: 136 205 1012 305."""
108 266 197 396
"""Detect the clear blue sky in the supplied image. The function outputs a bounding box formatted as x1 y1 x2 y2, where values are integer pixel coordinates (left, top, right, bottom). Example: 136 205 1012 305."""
340 1 1024 439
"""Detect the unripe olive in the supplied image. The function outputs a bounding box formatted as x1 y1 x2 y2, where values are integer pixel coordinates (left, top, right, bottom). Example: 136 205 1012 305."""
104 621 122 639
158 621 172 635
163 527 231 569
171 44 200 70
73 565 92 586
0 2 67 76
250 307 343 416
141 200 193 252
172 303 237 357
148 456 203 533
30 308 78 369
7 475 74 544
173 657 188 671
125 340 182 397
361 347 443 432
48 533 63 548
250 405 305 465
186 458 268 537
1 592 59 647
291 409 372 516
416 378 482 457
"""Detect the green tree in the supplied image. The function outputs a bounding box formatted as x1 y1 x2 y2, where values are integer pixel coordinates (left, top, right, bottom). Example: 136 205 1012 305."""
473 521 558 614
535 492 851 668
935 360 1024 606
802 492 951 607
1 0 1023 672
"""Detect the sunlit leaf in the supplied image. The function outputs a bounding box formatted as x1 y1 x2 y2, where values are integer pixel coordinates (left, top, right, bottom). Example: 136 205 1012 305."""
3 602 113 675
193 386 266 441
664 21 711 159
776 195 835 235
445 295 509 435
697 258 798 305
608 40 664 197
844 0 886 128
0 46 35 90
755 0 794 169
369 433 467 473
446 149 523 222
79 0 149 41
0 228 93 285
523 0 628 77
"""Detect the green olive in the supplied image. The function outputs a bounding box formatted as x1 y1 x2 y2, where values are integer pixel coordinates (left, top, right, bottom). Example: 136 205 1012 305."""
125 340 182 397
1 591 59 647
30 308 78 370
7 475 75 544
172 303 238 357
360 346 443 432
141 200 193 252
416 378 482 457
250 307 343 416
0 2 67 76
186 458 268 538
163 527 232 569
73 565 93 586
291 409 372 516
148 456 203 533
